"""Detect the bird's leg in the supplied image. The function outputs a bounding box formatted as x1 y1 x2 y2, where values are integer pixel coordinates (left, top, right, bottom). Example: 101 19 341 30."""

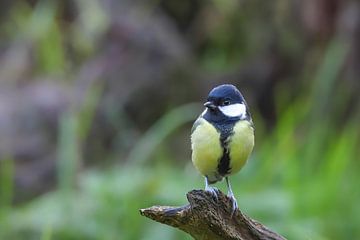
204 177 218 199
225 177 238 215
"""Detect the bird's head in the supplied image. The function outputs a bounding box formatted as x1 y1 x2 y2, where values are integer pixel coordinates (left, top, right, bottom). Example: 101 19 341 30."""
203 84 248 120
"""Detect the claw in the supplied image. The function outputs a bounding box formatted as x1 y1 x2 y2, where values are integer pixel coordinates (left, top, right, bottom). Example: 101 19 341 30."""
205 185 219 199
205 177 218 200
226 177 238 216
228 192 238 216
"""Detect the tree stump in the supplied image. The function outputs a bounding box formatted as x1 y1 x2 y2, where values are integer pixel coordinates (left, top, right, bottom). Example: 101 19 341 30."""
140 189 286 240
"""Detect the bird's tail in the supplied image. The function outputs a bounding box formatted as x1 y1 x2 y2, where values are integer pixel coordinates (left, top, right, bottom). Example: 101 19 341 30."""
207 173 223 184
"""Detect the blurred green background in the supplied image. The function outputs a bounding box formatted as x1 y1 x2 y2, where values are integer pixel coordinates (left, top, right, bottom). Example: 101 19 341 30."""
0 0 359 239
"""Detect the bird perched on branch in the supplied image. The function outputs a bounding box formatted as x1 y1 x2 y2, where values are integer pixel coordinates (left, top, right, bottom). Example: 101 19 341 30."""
191 84 254 213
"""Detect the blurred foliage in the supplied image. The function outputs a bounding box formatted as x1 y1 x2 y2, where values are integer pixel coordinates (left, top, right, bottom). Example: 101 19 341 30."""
0 0 360 240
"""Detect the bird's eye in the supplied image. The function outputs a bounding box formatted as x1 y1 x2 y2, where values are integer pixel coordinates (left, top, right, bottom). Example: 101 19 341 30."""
223 100 230 106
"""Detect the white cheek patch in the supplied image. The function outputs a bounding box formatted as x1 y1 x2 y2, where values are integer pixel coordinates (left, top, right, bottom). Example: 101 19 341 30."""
219 103 247 118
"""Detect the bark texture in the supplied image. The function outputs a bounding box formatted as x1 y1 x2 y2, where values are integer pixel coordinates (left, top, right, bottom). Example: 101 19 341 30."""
140 189 287 240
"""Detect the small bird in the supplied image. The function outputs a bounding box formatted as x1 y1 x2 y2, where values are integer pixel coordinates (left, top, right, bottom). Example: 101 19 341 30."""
191 84 254 213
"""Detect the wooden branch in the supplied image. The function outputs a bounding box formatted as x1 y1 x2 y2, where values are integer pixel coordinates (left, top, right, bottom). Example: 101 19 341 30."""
140 189 286 240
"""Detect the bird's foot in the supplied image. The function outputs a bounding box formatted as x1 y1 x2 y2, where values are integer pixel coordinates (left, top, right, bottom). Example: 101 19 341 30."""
205 185 219 200
228 192 238 217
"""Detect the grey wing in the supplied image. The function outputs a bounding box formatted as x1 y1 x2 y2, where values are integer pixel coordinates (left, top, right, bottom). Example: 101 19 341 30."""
191 117 203 134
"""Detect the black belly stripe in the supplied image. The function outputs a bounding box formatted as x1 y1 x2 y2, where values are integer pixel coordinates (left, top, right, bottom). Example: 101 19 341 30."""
218 148 231 176
202 112 239 178
217 127 234 176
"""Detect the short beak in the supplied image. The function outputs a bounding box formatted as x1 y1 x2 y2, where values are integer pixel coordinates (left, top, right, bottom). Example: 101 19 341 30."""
204 101 217 110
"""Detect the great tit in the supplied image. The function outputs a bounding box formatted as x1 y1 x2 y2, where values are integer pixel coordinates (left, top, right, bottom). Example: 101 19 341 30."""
191 84 254 212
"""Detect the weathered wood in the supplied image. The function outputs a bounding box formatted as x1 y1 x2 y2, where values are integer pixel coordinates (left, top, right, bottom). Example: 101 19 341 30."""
140 189 286 240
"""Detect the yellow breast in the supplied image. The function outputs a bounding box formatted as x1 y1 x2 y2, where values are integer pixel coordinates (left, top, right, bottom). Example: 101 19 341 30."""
191 118 222 177
228 120 255 174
